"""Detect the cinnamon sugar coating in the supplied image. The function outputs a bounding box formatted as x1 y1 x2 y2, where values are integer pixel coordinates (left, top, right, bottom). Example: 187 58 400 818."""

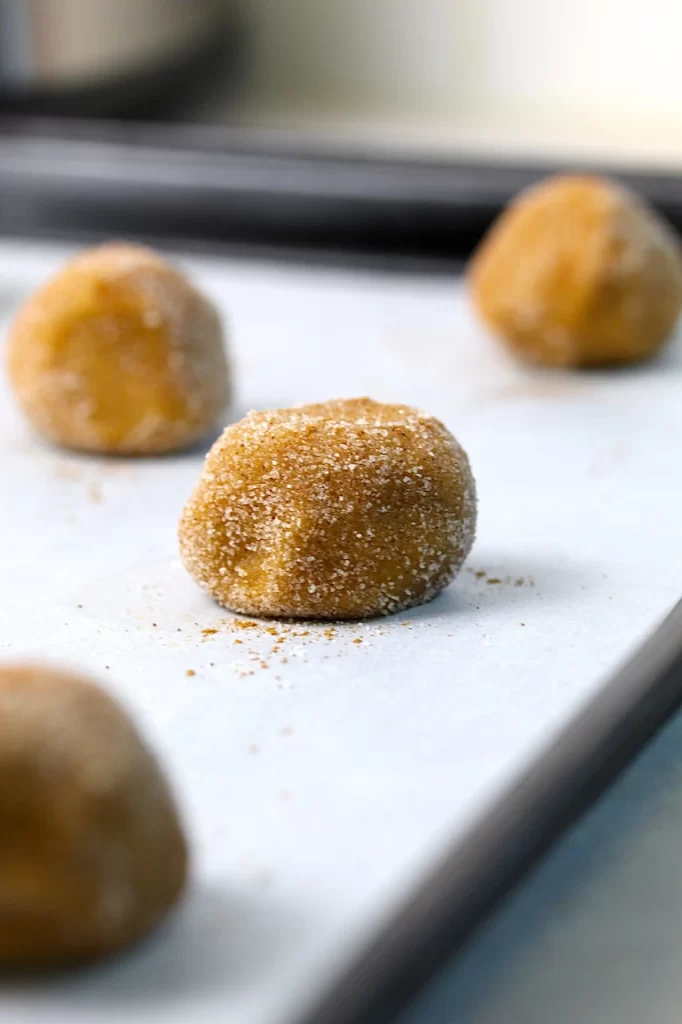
179 397 476 620
470 175 682 367
0 665 188 967
7 243 230 454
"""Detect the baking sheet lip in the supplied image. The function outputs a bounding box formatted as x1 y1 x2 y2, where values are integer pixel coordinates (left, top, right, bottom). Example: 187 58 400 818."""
2 114 682 182
2 114 682 196
1 116 682 265
290 598 682 1024
0 225 465 276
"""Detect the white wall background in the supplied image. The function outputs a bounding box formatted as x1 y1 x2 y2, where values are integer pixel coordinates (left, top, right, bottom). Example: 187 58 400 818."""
242 0 457 112
242 0 682 122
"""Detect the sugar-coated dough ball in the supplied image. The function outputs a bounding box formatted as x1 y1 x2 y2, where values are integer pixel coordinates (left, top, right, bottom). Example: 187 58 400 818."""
7 243 230 454
0 665 188 967
179 397 476 620
470 174 682 367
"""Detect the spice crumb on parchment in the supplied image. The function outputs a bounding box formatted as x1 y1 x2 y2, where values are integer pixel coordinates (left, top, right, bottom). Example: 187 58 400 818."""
466 567 535 588
88 481 103 505
171 606 460 683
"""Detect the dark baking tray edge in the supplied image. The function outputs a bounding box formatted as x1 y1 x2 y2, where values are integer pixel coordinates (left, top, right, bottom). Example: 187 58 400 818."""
290 599 682 1024
2 117 682 265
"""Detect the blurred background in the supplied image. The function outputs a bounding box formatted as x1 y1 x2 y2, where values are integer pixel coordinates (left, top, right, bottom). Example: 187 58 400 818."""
3 0 682 169
3 1 682 266
233 0 682 168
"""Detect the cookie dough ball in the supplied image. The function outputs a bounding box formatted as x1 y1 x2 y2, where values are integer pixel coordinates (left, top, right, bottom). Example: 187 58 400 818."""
470 174 682 367
0 665 188 967
179 397 476 619
7 243 230 454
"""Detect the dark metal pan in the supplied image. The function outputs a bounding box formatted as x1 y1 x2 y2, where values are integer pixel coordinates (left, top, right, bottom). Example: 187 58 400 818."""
1 117 682 266
291 599 682 1024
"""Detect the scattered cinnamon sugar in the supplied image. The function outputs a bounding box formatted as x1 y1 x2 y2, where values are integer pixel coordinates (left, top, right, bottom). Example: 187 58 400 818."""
467 568 535 588
189 610 453 683
54 462 83 481
186 669 196 677
88 481 103 505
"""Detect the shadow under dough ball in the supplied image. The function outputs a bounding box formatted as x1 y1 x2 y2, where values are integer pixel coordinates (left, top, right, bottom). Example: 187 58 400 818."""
469 174 682 367
0 665 188 968
7 243 230 454
179 397 477 620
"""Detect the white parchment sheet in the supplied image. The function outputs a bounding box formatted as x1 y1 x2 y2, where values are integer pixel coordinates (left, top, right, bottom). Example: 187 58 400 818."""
0 241 679 1024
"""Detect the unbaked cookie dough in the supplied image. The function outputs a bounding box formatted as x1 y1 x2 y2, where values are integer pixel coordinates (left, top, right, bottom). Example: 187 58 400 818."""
0 665 188 967
469 174 682 367
7 242 230 454
179 397 476 619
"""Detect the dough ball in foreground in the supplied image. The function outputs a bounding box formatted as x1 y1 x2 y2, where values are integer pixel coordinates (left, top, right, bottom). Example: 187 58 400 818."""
179 397 476 620
7 242 230 454
0 665 188 968
469 174 682 367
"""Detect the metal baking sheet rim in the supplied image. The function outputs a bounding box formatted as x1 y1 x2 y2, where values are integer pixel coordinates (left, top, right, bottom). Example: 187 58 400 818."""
293 598 682 1024
1 116 682 262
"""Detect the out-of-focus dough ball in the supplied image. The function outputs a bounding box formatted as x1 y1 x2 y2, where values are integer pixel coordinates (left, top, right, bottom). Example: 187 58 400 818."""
0 665 188 967
179 397 476 620
469 174 682 367
7 243 230 454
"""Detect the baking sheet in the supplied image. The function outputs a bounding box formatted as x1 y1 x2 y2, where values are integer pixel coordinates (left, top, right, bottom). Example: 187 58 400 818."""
0 239 680 1024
